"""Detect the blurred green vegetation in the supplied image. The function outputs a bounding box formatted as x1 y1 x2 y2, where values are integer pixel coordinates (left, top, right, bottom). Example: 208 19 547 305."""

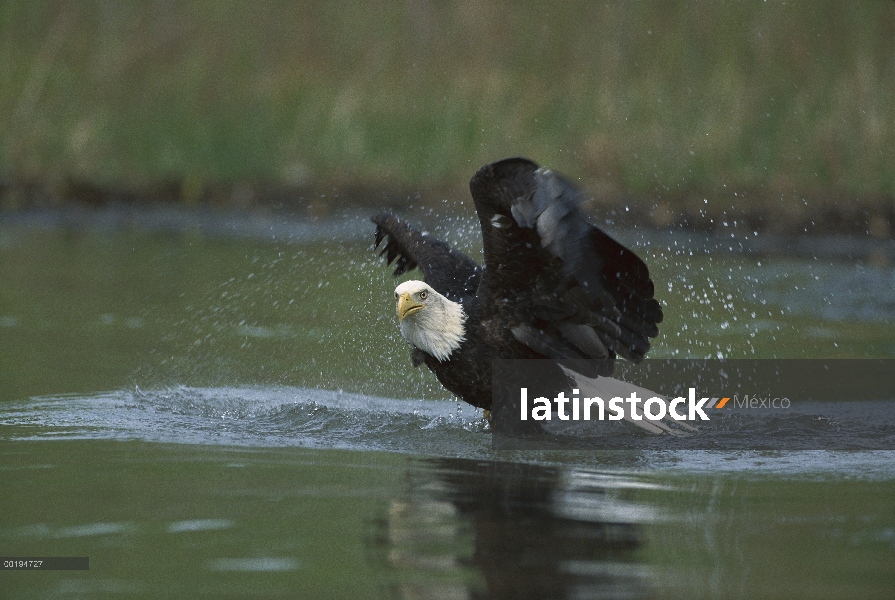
0 1 892 212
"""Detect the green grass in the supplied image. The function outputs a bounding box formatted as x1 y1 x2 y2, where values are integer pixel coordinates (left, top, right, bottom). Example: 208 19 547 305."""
0 1 893 210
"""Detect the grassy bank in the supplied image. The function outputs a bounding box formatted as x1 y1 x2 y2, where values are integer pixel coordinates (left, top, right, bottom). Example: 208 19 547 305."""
0 1 892 227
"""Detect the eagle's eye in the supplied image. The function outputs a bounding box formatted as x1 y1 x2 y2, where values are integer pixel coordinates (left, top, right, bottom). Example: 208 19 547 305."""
419 290 428 300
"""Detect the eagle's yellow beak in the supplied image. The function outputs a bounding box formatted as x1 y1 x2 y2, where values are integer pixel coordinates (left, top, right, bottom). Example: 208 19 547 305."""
397 293 424 322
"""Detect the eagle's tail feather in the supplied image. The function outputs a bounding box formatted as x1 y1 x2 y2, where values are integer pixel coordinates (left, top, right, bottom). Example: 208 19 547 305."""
564 368 698 436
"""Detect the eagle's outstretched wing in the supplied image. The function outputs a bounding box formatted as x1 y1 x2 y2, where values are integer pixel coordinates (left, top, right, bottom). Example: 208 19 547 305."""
371 213 482 301
469 158 663 370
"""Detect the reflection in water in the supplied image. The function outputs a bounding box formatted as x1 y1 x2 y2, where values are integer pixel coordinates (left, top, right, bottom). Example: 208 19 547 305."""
374 457 658 600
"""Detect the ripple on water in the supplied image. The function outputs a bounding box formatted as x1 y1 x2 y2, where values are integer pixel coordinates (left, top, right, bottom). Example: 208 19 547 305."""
2 386 895 477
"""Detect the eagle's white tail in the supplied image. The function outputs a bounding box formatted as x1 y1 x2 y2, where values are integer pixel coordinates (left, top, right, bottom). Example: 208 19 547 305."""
562 367 698 436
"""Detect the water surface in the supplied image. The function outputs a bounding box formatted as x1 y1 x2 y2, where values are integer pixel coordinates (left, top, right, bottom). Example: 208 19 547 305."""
1 211 894 598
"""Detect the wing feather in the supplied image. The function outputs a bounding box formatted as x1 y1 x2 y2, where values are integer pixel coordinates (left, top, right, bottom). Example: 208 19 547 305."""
469 158 663 369
371 213 482 300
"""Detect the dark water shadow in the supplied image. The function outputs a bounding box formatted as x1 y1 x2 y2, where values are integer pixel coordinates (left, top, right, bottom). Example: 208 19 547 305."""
371 457 654 600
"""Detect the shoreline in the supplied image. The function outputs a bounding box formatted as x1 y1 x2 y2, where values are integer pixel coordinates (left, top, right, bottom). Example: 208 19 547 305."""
2 202 892 263
2 176 892 239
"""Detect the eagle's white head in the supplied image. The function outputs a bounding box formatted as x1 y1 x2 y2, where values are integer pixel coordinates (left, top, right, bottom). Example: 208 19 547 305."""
394 280 466 362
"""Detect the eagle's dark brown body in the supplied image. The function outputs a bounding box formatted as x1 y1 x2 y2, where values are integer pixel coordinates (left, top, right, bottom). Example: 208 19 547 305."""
373 158 663 410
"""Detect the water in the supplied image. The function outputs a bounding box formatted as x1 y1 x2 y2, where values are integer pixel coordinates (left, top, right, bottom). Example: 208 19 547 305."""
1 209 894 598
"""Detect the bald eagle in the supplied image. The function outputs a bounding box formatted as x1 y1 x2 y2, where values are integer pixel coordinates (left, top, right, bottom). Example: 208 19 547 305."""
372 157 663 415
